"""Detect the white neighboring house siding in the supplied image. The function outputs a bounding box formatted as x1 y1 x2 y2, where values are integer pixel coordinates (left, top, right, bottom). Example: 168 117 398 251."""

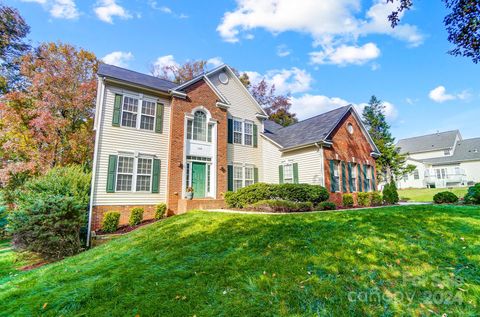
92 82 171 206
397 159 426 189
208 71 263 177
409 150 450 160
460 161 480 183
261 137 325 186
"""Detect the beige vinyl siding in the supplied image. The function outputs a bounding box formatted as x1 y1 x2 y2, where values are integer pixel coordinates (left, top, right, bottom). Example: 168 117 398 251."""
262 137 324 186
93 83 170 206
410 150 450 160
209 71 263 179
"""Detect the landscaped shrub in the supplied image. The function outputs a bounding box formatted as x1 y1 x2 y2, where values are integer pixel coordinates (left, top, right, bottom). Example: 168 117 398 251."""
342 194 354 207
383 181 399 205
0 205 8 238
250 200 313 213
129 207 144 226
464 183 480 204
276 183 329 205
7 165 91 259
155 203 167 219
370 192 383 206
101 212 120 233
316 201 337 211
225 183 329 208
358 192 371 207
433 191 459 204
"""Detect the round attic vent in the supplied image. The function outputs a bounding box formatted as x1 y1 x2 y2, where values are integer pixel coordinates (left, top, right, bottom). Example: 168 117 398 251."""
219 72 229 84
347 123 354 134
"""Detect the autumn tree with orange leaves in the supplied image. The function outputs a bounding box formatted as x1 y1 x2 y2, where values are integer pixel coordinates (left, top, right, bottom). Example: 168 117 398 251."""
0 42 98 185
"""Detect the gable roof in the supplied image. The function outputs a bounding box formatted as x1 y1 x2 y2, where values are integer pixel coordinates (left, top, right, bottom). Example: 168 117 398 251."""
396 130 460 154
263 105 380 154
421 137 480 165
97 63 177 92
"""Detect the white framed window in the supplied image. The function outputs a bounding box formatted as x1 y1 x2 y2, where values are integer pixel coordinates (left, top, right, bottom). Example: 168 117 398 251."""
351 164 357 192
187 111 210 142
244 121 253 146
244 166 254 187
413 169 420 180
116 155 134 191
121 95 157 131
233 119 243 144
136 157 153 191
233 165 243 191
283 163 294 184
436 168 447 179
333 161 340 191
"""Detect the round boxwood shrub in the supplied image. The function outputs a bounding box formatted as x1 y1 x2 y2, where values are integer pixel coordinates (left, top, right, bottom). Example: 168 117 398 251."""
250 200 313 213
224 183 276 208
370 192 383 206
317 201 337 211
342 194 354 207
276 183 329 205
129 207 144 226
101 211 120 233
433 191 459 204
464 183 480 204
357 192 371 207
155 203 167 219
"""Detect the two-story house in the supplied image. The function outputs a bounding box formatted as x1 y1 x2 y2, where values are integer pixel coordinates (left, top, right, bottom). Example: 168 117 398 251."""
88 63 380 233
396 130 480 189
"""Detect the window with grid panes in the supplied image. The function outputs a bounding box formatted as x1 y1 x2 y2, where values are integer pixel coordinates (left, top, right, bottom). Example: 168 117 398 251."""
121 97 138 128
116 156 134 191
136 157 153 191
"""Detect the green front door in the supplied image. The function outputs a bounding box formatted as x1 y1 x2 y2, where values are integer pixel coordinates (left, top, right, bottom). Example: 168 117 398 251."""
191 162 206 198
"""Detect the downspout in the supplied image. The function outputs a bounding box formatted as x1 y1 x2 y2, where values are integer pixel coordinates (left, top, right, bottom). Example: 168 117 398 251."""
315 142 325 187
86 76 105 247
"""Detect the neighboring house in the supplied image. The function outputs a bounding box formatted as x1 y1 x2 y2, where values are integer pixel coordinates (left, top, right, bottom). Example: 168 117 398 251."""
396 130 480 189
88 63 380 232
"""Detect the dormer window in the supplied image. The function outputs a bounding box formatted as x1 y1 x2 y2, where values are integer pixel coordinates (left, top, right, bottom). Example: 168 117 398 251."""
444 149 450 156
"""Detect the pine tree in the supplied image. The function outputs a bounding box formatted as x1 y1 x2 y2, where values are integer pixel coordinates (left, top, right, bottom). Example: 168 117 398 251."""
362 96 414 182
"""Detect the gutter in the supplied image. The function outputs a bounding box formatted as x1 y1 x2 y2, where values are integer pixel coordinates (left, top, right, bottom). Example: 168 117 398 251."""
86 76 105 247
281 140 332 153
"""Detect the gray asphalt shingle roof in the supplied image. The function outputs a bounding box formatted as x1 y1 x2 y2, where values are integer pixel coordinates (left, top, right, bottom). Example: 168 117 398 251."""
263 106 351 149
396 130 460 154
97 63 178 92
421 138 480 165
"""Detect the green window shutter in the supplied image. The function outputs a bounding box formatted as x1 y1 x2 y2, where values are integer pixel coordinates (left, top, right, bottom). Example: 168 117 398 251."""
254 167 259 183
329 160 335 192
155 103 164 133
106 155 117 193
253 124 258 148
151 159 161 193
112 94 122 127
341 162 347 193
371 166 376 191
348 163 354 192
363 165 369 192
358 164 363 192
227 165 233 191
278 165 284 184
227 119 233 144
293 163 299 184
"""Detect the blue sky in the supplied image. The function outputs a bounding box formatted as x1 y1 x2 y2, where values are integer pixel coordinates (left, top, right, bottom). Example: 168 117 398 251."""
8 0 480 140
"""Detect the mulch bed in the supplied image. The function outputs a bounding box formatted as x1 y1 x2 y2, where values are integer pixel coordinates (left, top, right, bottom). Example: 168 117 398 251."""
96 219 158 236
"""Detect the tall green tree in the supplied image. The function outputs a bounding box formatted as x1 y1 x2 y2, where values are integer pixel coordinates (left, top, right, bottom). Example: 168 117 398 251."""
0 4 30 93
362 96 414 182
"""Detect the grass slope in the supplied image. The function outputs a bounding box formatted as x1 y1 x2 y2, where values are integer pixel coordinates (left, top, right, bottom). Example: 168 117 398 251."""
0 240 40 285
0 206 479 316
399 187 468 202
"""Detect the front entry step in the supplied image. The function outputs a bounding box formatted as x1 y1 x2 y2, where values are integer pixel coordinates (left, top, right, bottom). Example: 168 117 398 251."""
178 199 226 213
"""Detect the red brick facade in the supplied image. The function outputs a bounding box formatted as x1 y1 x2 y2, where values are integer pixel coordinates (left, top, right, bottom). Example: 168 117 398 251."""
92 205 157 230
166 80 228 215
323 111 377 205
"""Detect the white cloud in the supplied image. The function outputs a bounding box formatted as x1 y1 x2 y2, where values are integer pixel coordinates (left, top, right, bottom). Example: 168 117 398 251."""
276 44 291 57
21 0 79 19
217 0 423 66
101 51 134 67
428 86 454 103
148 1 189 19
310 42 380 65
153 55 179 69
207 57 224 68
246 67 313 94
94 0 132 24
291 94 397 121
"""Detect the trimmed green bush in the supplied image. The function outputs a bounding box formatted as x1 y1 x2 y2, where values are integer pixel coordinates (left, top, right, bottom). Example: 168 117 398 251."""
370 192 383 206
129 208 144 226
433 191 459 204
7 165 91 259
342 194 354 207
225 183 329 208
464 183 480 204
155 203 167 219
316 201 337 211
358 192 371 207
101 212 120 233
383 181 399 205
250 200 313 213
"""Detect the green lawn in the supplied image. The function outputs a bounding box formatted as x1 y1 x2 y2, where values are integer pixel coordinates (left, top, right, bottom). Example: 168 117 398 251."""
399 187 469 202
0 206 479 316
0 240 40 285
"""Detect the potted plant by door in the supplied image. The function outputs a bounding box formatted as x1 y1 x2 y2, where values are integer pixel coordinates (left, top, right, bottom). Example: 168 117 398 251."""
186 187 194 200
